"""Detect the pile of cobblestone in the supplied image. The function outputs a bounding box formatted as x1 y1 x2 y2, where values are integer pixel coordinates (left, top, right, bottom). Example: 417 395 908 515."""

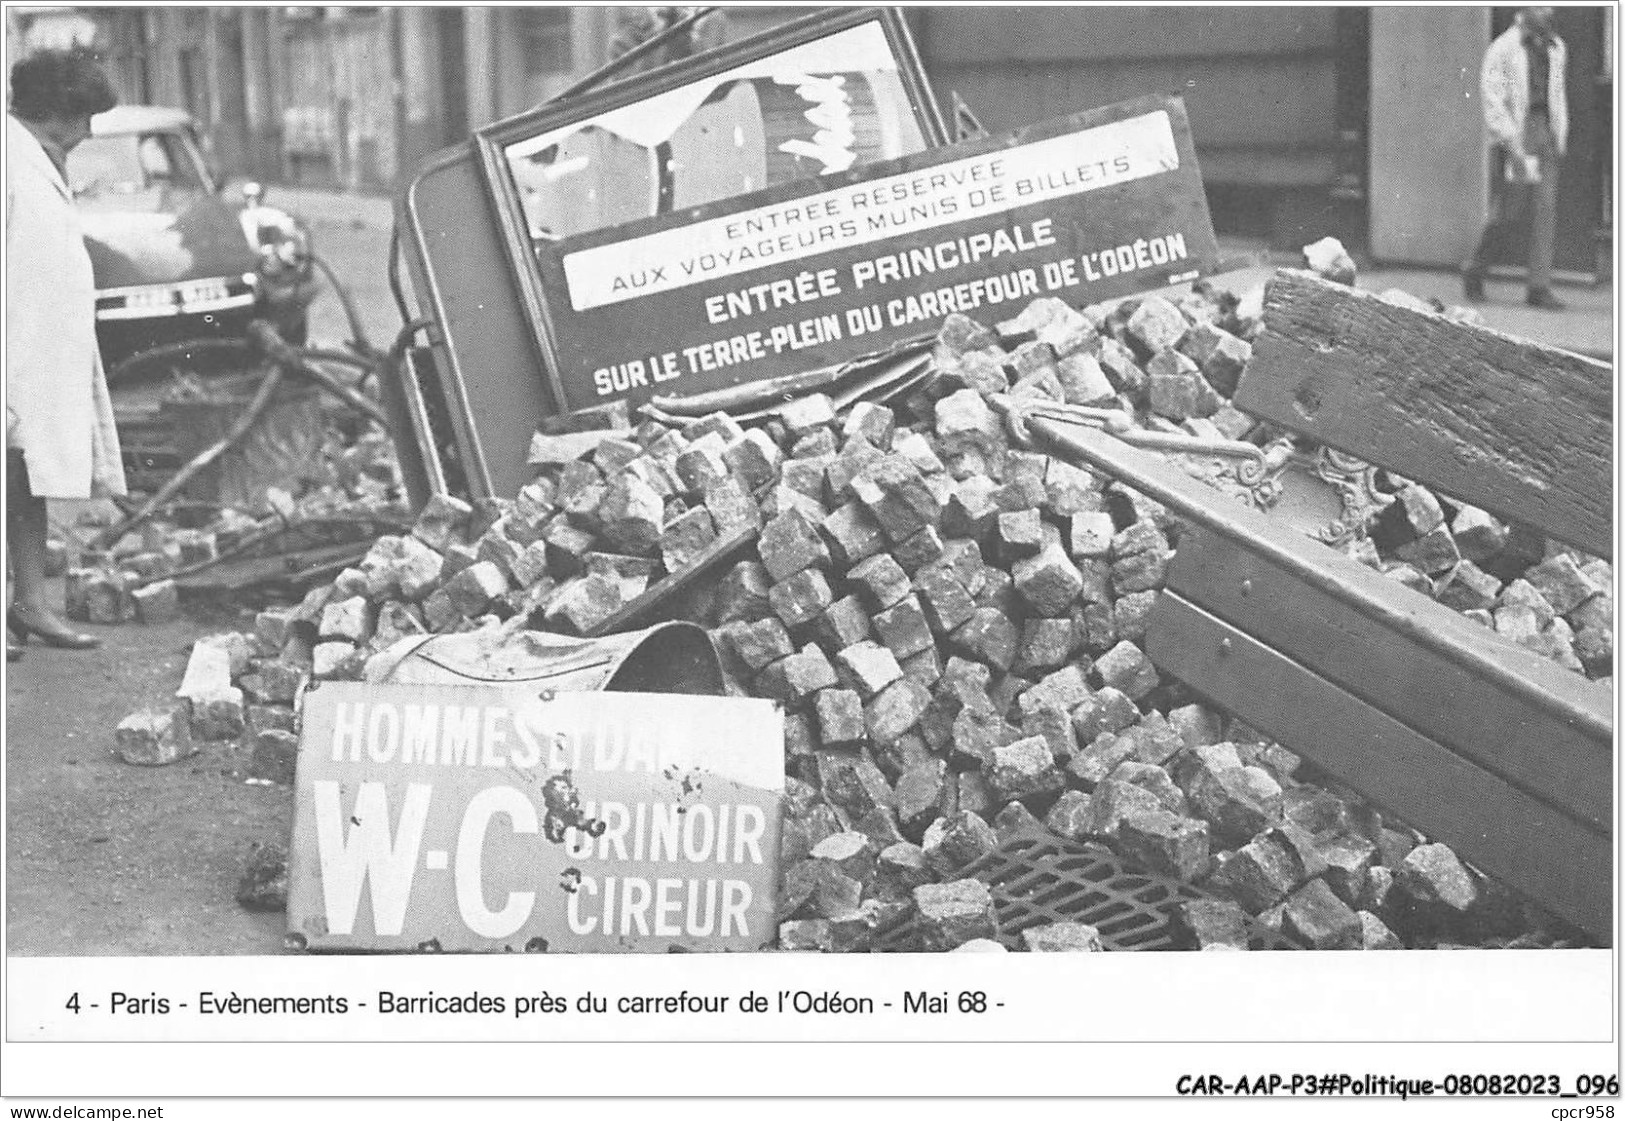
129 256 1594 952
59 429 406 628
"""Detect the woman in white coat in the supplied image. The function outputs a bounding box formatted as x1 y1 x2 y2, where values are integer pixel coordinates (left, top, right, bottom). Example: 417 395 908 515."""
6 49 122 659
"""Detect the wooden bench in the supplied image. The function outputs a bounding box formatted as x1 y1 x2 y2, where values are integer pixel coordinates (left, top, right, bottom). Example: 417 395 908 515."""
1030 275 1614 940
1235 270 1612 559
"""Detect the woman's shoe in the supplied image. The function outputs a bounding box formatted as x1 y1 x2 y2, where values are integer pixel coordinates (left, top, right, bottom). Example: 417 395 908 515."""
7 640 22 662
7 608 101 650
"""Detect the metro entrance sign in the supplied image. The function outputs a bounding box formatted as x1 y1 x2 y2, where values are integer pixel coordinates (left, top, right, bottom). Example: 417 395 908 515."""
534 94 1220 413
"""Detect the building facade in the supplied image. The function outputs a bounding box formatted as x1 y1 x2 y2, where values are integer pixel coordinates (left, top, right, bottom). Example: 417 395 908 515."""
4 5 1611 275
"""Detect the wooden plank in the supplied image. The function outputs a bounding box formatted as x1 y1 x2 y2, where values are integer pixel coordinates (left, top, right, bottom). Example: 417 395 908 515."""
583 521 757 638
1146 593 1611 940
172 541 369 595
1019 415 1614 744
1167 528 1613 832
1235 269 1613 558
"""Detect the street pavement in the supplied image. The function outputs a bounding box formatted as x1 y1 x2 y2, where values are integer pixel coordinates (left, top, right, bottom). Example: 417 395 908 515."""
6 606 290 955
266 184 401 353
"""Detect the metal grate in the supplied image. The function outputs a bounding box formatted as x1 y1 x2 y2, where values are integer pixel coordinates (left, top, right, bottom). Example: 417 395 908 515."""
876 832 1303 952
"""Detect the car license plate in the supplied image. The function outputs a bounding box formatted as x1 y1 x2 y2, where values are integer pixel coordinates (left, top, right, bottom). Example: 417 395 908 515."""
177 279 229 306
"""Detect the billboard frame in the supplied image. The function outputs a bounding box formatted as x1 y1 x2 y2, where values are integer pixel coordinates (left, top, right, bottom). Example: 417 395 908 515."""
470 5 949 420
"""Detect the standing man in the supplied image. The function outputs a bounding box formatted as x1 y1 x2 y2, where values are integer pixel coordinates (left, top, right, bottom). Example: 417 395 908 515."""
6 49 123 660
1462 7 1569 310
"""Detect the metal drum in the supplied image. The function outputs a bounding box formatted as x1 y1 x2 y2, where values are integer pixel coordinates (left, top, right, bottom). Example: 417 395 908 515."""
365 620 726 696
